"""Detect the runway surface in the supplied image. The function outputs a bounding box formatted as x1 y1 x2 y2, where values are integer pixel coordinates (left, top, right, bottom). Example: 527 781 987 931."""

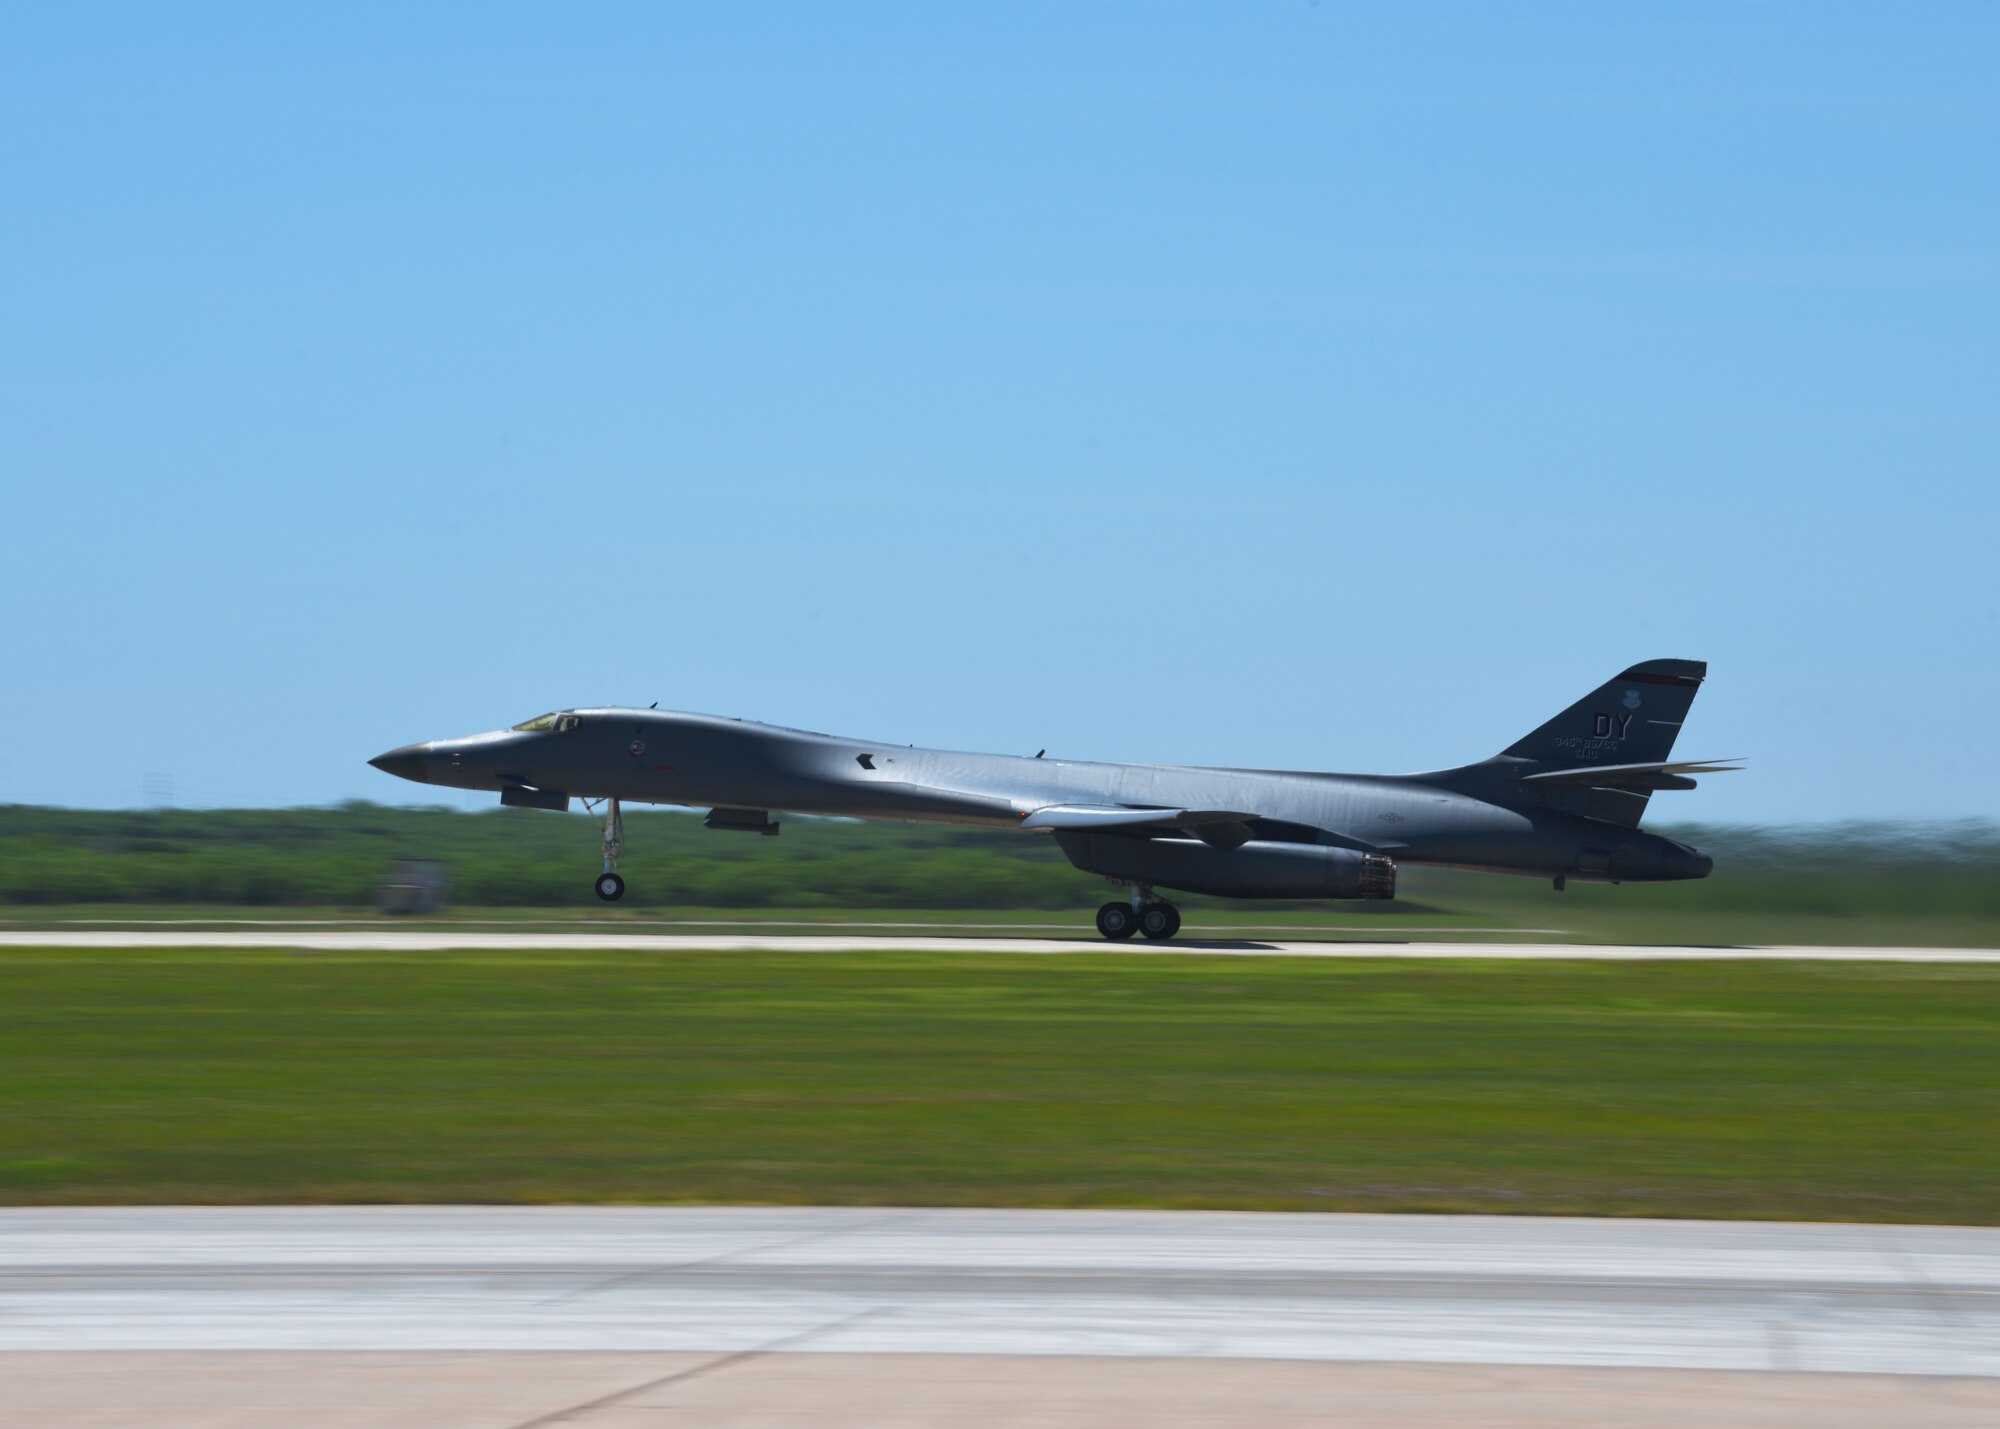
3 929 1997 960
7 1207 1999 1376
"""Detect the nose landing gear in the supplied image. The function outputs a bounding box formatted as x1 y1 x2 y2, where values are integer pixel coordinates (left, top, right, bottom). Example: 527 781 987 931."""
594 797 625 902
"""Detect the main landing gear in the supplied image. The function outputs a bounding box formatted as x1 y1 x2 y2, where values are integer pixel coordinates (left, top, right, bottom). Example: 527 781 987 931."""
1138 901 1181 940
1096 884 1180 941
594 797 625 901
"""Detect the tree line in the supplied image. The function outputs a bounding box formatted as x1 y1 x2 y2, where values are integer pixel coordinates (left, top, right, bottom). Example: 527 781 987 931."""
1 803 1995 915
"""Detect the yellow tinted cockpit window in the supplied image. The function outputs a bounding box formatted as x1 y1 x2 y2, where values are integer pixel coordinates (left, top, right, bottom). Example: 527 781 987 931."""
511 713 559 732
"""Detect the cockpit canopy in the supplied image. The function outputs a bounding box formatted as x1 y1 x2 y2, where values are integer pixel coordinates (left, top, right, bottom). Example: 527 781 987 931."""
511 712 583 734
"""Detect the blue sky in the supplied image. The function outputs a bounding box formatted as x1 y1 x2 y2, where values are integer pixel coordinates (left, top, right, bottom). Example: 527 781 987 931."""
3 4 1994 822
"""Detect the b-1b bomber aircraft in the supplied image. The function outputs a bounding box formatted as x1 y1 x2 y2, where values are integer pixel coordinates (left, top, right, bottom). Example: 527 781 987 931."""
369 659 1735 940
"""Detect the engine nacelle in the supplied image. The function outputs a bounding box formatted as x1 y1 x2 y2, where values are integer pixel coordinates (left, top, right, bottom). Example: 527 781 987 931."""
1054 833 1396 901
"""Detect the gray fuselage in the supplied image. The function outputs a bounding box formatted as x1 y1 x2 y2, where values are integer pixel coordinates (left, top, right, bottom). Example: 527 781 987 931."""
371 707 1712 887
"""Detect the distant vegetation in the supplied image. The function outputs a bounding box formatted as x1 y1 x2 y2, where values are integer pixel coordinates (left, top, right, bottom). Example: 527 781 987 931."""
1 804 1995 925
0 803 1082 909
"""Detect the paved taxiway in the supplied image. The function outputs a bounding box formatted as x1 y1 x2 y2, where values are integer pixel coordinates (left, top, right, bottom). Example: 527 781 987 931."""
3 929 1997 960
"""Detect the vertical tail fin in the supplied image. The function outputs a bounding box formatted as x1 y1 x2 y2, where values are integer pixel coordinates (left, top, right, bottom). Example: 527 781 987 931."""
1502 659 1707 768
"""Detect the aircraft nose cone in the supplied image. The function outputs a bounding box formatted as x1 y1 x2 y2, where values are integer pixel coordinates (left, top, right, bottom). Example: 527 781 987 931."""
368 744 430 783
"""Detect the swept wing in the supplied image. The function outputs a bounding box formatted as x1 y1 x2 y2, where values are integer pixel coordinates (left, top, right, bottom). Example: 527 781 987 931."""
1019 805 1264 849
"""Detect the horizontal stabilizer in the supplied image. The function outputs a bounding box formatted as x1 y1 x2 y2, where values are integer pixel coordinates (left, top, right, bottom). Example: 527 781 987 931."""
1520 758 1744 792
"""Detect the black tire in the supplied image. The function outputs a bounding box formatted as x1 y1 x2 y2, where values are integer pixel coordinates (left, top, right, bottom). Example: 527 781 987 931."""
1095 901 1138 941
595 873 626 902
1139 902 1180 940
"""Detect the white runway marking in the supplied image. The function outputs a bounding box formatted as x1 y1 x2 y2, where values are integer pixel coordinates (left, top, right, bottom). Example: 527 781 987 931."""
5 1208 1997 1376
1 930 1996 960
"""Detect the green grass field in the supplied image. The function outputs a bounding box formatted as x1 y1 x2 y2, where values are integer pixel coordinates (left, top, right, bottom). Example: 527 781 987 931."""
5 947 1997 1222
